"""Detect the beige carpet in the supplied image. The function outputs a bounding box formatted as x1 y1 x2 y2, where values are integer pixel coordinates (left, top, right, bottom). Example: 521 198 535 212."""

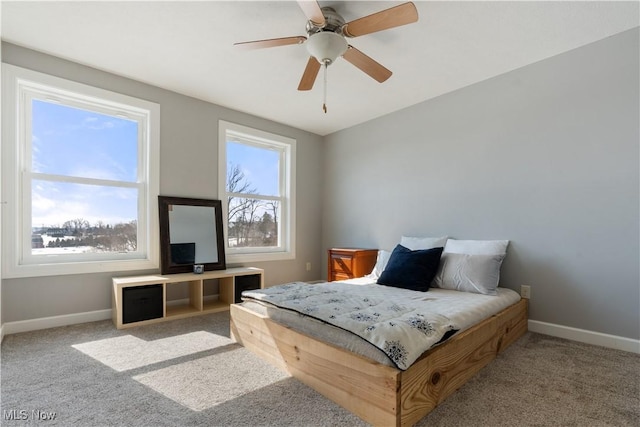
1 312 638 426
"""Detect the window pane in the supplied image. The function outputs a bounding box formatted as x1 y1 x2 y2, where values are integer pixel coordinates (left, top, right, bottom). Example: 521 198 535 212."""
32 99 138 182
31 180 138 254
227 197 279 248
226 141 279 197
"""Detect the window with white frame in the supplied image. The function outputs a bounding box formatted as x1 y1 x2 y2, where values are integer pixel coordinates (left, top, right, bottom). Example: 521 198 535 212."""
1 64 159 278
218 120 296 262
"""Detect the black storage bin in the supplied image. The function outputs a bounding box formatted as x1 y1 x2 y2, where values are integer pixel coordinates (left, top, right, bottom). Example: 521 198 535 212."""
122 284 163 324
234 274 261 303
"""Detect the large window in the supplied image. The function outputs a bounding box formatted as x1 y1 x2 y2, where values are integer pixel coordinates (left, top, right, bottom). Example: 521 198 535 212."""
218 121 296 262
2 64 160 278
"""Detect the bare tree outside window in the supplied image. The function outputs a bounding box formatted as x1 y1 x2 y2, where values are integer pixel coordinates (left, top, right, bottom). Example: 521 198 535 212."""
34 218 137 252
226 163 279 248
220 121 294 261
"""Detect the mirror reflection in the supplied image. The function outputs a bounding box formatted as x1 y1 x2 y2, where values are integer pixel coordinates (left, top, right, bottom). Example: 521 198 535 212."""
158 196 226 274
169 205 219 265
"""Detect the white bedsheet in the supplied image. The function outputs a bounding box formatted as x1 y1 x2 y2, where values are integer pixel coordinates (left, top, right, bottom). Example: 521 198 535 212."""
240 278 521 367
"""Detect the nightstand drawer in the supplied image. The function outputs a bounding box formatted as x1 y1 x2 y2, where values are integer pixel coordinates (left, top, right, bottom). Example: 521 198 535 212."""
330 255 354 275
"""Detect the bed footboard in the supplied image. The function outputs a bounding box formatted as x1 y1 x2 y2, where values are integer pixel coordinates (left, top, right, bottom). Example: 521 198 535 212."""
398 298 528 425
230 303 401 425
230 299 528 426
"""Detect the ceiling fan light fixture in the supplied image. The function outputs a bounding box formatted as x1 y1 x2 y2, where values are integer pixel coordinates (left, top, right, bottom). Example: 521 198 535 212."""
306 31 348 65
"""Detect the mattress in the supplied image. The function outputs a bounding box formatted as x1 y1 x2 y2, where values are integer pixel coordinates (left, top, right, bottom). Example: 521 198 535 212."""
240 277 521 367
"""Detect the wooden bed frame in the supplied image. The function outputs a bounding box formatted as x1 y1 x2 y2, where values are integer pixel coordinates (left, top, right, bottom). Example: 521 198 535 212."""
230 298 528 427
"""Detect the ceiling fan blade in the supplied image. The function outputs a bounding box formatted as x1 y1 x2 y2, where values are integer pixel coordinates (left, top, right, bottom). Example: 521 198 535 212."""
298 57 321 91
297 0 326 27
342 2 418 37
234 36 306 50
342 46 392 83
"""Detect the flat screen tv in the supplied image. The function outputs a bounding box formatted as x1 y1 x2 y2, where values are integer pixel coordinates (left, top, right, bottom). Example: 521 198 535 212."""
170 242 196 265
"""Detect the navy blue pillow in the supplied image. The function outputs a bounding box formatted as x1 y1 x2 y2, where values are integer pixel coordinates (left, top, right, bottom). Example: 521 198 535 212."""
377 244 443 292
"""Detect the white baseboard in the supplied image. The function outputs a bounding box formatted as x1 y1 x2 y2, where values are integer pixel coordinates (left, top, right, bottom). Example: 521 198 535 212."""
528 320 640 354
3 296 221 337
2 309 112 337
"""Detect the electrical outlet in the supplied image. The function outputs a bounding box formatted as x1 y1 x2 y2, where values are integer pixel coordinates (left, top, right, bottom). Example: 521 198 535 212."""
306 262 311 271
521 285 531 299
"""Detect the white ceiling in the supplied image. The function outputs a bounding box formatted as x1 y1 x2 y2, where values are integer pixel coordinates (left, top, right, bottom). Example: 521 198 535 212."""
2 1 638 136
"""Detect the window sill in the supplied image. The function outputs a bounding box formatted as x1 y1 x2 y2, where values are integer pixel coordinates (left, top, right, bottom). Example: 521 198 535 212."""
226 251 295 264
2 258 159 279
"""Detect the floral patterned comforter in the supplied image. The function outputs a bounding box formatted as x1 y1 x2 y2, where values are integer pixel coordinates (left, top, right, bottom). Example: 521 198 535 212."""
242 281 458 370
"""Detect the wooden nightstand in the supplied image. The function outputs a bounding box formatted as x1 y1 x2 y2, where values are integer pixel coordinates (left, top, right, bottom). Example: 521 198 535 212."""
328 248 378 282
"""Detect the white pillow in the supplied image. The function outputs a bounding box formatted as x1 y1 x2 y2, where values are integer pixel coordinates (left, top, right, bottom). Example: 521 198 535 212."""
365 249 391 280
433 253 505 295
400 235 448 251
443 239 509 255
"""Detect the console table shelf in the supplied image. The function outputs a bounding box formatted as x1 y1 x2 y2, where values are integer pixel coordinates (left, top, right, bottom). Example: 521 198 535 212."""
112 267 263 329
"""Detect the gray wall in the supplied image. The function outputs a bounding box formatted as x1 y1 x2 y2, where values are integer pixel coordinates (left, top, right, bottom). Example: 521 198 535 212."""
322 28 639 340
1 42 324 323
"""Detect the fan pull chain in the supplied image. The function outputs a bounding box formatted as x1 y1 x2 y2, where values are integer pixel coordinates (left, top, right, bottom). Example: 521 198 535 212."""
322 61 328 114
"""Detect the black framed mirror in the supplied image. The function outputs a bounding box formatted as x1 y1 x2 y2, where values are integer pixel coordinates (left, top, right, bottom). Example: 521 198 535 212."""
158 196 226 274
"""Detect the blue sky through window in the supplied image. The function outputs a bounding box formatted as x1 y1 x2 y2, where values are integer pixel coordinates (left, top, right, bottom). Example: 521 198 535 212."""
32 180 137 228
31 100 139 228
227 141 280 196
32 100 138 181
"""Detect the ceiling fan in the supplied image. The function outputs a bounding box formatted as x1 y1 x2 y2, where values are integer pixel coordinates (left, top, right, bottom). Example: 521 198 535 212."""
234 1 419 112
